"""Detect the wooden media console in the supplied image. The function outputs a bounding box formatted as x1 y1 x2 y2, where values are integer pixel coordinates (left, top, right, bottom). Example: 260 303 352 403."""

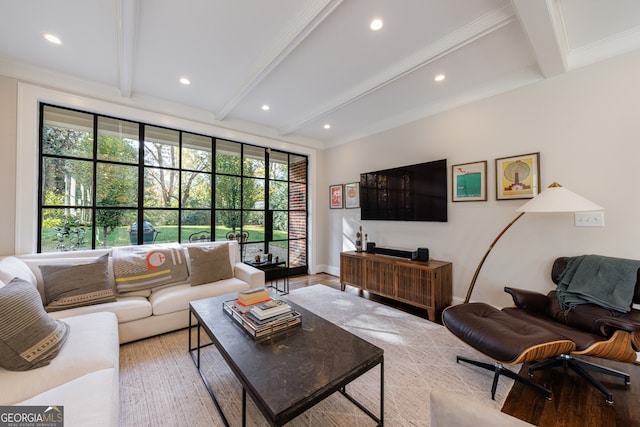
340 251 452 321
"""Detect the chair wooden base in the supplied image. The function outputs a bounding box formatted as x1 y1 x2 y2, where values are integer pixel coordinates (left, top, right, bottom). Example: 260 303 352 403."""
456 356 552 401
528 354 630 404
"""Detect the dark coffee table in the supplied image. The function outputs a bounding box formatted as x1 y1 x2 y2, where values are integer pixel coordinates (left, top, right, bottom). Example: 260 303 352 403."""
189 294 384 426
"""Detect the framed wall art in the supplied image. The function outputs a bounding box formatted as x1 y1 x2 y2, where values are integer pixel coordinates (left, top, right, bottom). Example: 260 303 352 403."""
329 184 343 209
452 161 487 202
495 152 540 200
344 182 360 208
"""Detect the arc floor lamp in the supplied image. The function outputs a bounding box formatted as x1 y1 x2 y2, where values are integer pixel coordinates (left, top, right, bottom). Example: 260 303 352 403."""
464 182 604 304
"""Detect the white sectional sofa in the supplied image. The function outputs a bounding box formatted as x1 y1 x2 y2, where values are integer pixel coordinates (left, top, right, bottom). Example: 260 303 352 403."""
0 239 265 426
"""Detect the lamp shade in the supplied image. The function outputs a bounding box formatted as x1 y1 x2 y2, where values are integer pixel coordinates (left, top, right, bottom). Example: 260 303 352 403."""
516 182 604 213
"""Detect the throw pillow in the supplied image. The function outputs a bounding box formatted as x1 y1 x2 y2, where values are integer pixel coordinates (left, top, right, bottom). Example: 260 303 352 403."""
188 245 233 286
0 278 70 371
40 254 116 312
112 245 189 293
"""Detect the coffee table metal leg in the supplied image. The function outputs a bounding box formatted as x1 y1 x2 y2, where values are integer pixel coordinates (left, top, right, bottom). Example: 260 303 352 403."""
338 359 384 426
242 388 247 427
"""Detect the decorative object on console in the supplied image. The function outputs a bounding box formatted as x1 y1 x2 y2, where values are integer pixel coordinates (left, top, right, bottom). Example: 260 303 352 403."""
329 184 343 209
465 182 604 303
495 152 540 200
452 160 487 202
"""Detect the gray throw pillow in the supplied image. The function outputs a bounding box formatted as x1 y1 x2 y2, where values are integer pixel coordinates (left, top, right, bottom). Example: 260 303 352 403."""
188 245 233 286
0 278 70 371
40 254 116 312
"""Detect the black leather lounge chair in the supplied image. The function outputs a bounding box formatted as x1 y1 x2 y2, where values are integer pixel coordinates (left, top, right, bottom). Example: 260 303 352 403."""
443 256 640 403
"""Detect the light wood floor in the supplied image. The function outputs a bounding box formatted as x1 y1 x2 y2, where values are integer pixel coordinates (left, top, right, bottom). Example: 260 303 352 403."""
288 273 640 427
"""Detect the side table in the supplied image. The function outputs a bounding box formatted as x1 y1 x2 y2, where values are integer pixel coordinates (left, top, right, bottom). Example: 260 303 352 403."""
245 260 289 295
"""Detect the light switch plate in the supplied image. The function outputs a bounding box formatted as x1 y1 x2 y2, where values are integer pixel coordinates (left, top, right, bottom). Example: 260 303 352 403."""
575 211 605 227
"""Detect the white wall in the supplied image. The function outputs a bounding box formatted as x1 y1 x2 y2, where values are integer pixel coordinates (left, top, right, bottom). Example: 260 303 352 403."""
322 50 640 307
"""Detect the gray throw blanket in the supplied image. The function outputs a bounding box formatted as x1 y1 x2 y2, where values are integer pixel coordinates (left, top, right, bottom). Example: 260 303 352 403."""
556 254 640 313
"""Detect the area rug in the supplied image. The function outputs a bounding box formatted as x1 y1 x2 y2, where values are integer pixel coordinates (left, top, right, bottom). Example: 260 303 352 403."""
119 285 517 426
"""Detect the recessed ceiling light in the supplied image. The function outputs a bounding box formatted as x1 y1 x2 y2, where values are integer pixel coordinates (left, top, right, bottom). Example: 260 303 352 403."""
179 77 191 85
434 74 446 82
43 33 62 45
324 124 331 129
370 19 383 31
262 105 270 111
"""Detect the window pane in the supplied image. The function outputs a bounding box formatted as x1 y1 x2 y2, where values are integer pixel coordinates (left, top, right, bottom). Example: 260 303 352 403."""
41 208 92 252
272 211 288 237
269 181 288 210
243 211 264 242
144 168 179 207
289 211 306 239
97 117 139 163
243 146 265 178
182 133 212 172
143 210 178 244
182 171 211 208
269 151 288 180
216 139 241 175
243 177 264 210
215 210 241 240
181 210 212 243
290 239 306 268
144 126 180 167
96 164 138 207
42 157 93 207
42 106 94 158
243 242 263 263
268 241 287 264
95 208 137 248
290 182 306 210
215 175 241 209
290 154 307 183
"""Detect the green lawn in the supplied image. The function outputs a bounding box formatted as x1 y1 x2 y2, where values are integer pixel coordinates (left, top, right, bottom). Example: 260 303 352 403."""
41 224 288 252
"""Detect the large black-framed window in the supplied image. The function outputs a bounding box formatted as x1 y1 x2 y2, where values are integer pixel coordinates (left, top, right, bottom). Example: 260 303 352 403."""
38 104 308 273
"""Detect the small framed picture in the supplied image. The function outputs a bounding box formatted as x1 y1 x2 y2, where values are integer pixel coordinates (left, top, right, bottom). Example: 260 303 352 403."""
329 184 343 209
452 161 487 202
495 152 540 200
344 182 360 208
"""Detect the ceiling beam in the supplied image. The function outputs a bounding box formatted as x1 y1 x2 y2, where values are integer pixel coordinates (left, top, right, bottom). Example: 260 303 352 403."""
117 0 140 98
279 3 516 136
214 0 343 121
511 0 567 78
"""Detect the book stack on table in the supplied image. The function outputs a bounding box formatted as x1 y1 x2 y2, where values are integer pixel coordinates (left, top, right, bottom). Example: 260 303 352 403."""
223 288 301 339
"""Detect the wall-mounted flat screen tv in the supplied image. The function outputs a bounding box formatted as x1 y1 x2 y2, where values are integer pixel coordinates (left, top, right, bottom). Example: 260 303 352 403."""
360 159 447 222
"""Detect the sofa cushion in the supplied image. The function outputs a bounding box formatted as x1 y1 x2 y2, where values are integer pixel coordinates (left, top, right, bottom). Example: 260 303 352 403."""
17 368 119 427
187 244 233 286
112 244 189 293
150 277 249 316
0 278 70 371
40 254 116 312
0 256 37 286
0 311 118 405
48 296 152 324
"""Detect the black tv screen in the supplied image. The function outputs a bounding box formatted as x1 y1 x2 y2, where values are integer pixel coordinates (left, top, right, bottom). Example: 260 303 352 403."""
360 159 447 222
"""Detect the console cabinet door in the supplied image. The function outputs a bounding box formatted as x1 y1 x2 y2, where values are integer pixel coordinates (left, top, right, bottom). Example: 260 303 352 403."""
340 253 362 290
363 257 395 297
